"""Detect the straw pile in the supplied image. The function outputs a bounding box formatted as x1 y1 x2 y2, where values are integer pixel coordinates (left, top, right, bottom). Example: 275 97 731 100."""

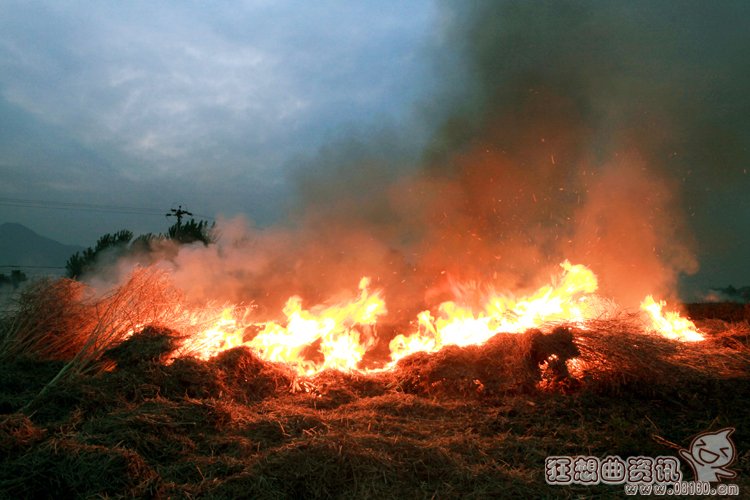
1 279 748 497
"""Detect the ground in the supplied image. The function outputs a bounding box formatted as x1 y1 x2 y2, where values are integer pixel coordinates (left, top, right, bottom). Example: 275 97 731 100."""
1 310 749 498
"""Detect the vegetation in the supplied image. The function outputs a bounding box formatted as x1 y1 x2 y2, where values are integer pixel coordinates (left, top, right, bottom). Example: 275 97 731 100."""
0 278 748 498
167 219 213 246
0 270 27 289
65 229 134 279
711 285 750 303
65 220 214 279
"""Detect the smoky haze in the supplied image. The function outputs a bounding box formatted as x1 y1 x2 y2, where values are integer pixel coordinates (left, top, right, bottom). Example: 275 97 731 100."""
419 0 748 303
102 1 749 321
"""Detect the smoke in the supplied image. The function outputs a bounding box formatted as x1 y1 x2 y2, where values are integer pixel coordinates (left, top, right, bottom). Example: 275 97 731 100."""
421 0 748 300
275 0 714 307
93 1 749 320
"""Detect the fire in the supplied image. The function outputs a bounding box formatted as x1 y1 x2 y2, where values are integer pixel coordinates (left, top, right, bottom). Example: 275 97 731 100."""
166 262 703 376
247 277 386 375
640 295 704 342
389 261 599 361
192 307 246 355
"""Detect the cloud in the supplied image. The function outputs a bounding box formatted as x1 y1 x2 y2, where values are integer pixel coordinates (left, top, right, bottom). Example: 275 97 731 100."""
2 4 287 163
0 0 436 243
0 2 434 170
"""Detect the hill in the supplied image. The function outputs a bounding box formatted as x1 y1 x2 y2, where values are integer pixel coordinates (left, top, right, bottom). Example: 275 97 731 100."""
0 222 83 270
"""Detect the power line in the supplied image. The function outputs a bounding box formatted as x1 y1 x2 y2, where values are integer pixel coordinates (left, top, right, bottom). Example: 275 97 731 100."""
0 198 164 216
0 197 214 220
0 265 66 269
0 197 161 215
0 196 164 211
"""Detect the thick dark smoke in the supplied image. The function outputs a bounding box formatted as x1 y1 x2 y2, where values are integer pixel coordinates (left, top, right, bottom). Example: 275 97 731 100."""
278 0 750 306
103 1 750 319
418 0 748 302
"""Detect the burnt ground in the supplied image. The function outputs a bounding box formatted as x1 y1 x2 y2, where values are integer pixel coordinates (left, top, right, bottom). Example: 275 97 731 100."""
1 311 749 498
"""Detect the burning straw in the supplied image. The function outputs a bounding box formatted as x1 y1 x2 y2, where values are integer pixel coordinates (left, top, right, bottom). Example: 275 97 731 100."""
3 260 747 416
0 278 92 361
0 267 239 412
570 320 750 395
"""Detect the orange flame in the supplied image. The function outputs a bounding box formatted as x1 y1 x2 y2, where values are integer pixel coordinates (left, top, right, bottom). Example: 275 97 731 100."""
160 261 704 375
192 307 246 355
247 277 386 375
389 260 599 361
639 295 704 342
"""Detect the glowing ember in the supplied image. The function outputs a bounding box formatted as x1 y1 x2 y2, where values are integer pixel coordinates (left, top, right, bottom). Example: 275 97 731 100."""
639 295 704 342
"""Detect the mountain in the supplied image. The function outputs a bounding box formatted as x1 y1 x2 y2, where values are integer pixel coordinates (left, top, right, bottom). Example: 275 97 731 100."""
0 222 83 270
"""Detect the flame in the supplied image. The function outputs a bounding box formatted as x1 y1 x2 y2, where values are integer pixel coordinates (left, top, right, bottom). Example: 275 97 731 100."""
247 276 386 375
149 261 704 376
389 260 600 361
191 307 246 356
639 295 704 342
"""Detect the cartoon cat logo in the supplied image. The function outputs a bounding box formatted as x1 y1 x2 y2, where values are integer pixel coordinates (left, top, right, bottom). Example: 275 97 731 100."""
679 427 737 482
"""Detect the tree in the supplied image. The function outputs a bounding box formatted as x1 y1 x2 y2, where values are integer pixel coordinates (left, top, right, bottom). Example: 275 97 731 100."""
65 230 134 278
129 233 166 254
167 219 214 245
0 270 28 289
64 214 215 280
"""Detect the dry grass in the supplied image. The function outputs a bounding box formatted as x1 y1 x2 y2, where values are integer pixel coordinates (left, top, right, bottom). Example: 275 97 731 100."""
572 320 750 395
687 302 750 323
1 295 749 497
0 278 93 361
698 319 750 349
0 268 249 412
0 268 197 410
389 327 580 398
0 437 157 498
0 268 184 367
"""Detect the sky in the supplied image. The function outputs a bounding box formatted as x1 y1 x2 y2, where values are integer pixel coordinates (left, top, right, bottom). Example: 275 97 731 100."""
0 0 437 240
1 1 749 298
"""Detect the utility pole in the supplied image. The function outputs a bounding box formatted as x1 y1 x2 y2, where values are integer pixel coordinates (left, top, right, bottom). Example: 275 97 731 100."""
166 205 193 228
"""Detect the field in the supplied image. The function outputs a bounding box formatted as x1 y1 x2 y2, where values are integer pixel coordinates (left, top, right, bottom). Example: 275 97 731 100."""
1 282 749 498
